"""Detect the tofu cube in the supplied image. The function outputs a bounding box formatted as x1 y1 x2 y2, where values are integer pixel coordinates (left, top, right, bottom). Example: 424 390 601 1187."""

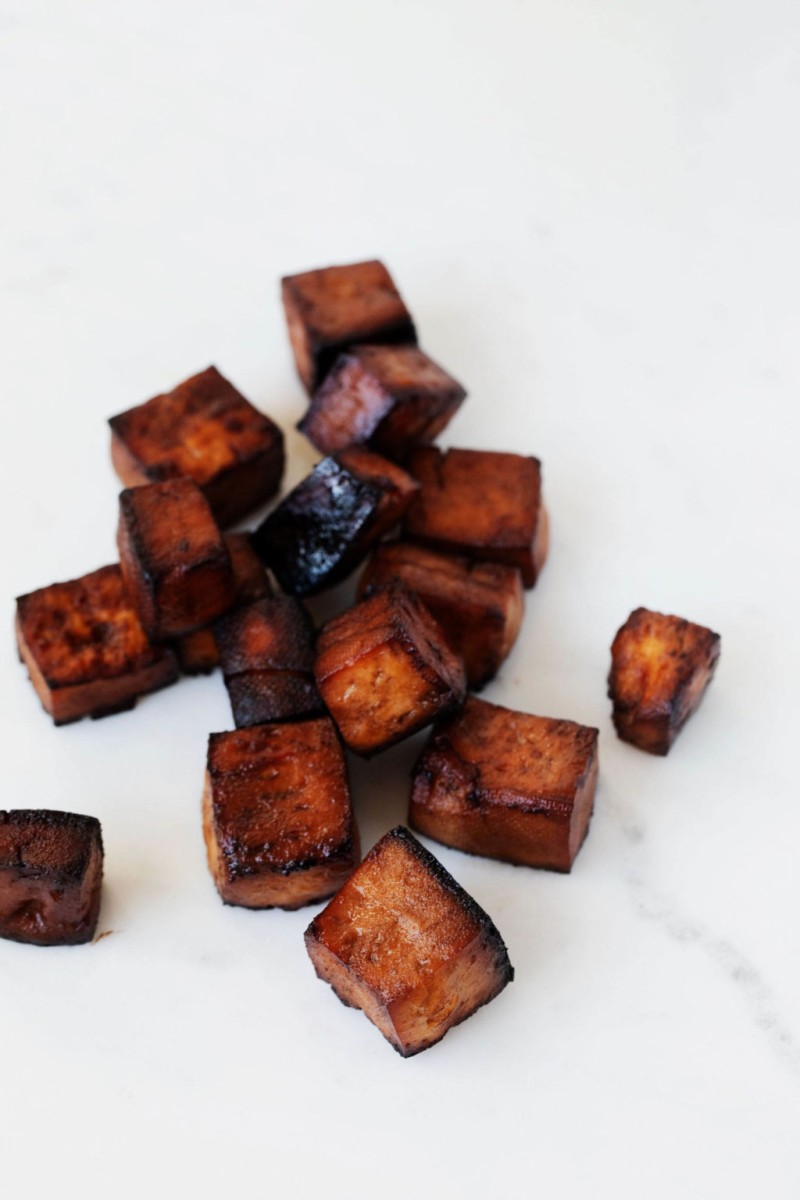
203 719 359 909
314 583 466 756
608 607 721 755
15 564 178 725
108 366 285 527
305 825 513 1057
0 811 103 945
410 697 599 873
117 477 236 641
404 447 549 588
359 542 524 689
282 260 417 394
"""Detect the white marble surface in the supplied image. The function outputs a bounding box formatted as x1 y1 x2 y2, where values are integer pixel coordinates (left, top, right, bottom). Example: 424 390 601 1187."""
1 2 799 1196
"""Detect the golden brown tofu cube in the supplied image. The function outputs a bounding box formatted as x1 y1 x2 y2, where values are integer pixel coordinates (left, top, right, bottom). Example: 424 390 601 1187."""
410 697 599 873
0 811 103 946
359 542 524 689
299 344 466 460
282 260 417 394
314 583 466 757
108 366 285 526
305 825 513 1057
252 448 418 596
117 477 236 641
203 719 359 909
608 607 721 755
15 564 178 725
404 446 549 588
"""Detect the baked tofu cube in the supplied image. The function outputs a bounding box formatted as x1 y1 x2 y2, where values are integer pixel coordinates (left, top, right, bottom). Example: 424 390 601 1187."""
0 811 103 946
404 447 549 588
410 697 599 873
359 542 524 689
108 366 285 526
314 583 466 756
15 564 178 725
282 260 417 394
298 344 466 460
117 477 236 641
305 825 513 1057
252 448 418 596
203 719 359 909
608 607 721 755
215 596 323 727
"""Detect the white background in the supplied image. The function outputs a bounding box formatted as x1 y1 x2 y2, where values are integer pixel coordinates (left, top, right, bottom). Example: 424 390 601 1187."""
1 2 799 1197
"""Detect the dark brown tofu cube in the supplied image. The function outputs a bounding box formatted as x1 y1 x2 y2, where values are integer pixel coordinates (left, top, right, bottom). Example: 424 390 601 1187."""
359 542 524 689
108 366 285 526
0 811 103 946
404 447 549 588
608 607 721 755
298 344 466 460
305 825 513 1057
314 583 466 756
410 697 599 873
252 448 418 596
117 477 236 641
15 564 178 725
203 719 359 909
282 260 417 394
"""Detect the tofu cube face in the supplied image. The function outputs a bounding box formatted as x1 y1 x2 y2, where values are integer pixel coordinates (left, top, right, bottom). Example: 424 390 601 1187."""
410 697 599 873
314 584 467 756
203 720 359 909
404 447 549 588
15 564 178 725
281 260 417 394
215 596 323 727
299 344 466 460
305 825 513 1057
608 607 721 755
0 811 103 946
108 366 285 527
359 542 524 689
117 477 236 641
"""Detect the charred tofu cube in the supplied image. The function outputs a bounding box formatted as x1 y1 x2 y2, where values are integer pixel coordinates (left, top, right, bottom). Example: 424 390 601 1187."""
282 260 417 394
314 583 466 756
0 811 103 945
404 447 548 588
359 542 524 689
215 596 323 727
252 448 418 596
305 825 513 1057
299 344 466 460
203 719 359 909
410 697 599 873
15 564 178 725
609 607 721 755
117 477 236 641
108 366 285 527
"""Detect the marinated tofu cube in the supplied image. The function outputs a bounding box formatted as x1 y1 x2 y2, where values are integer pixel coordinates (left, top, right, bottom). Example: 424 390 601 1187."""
305 825 513 1057
314 583 466 756
0 811 103 946
282 260 417 394
608 607 721 755
299 344 466 460
203 719 359 909
117 477 236 641
359 542 524 689
252 448 418 596
15 564 178 725
404 447 548 588
108 365 285 526
410 697 599 873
